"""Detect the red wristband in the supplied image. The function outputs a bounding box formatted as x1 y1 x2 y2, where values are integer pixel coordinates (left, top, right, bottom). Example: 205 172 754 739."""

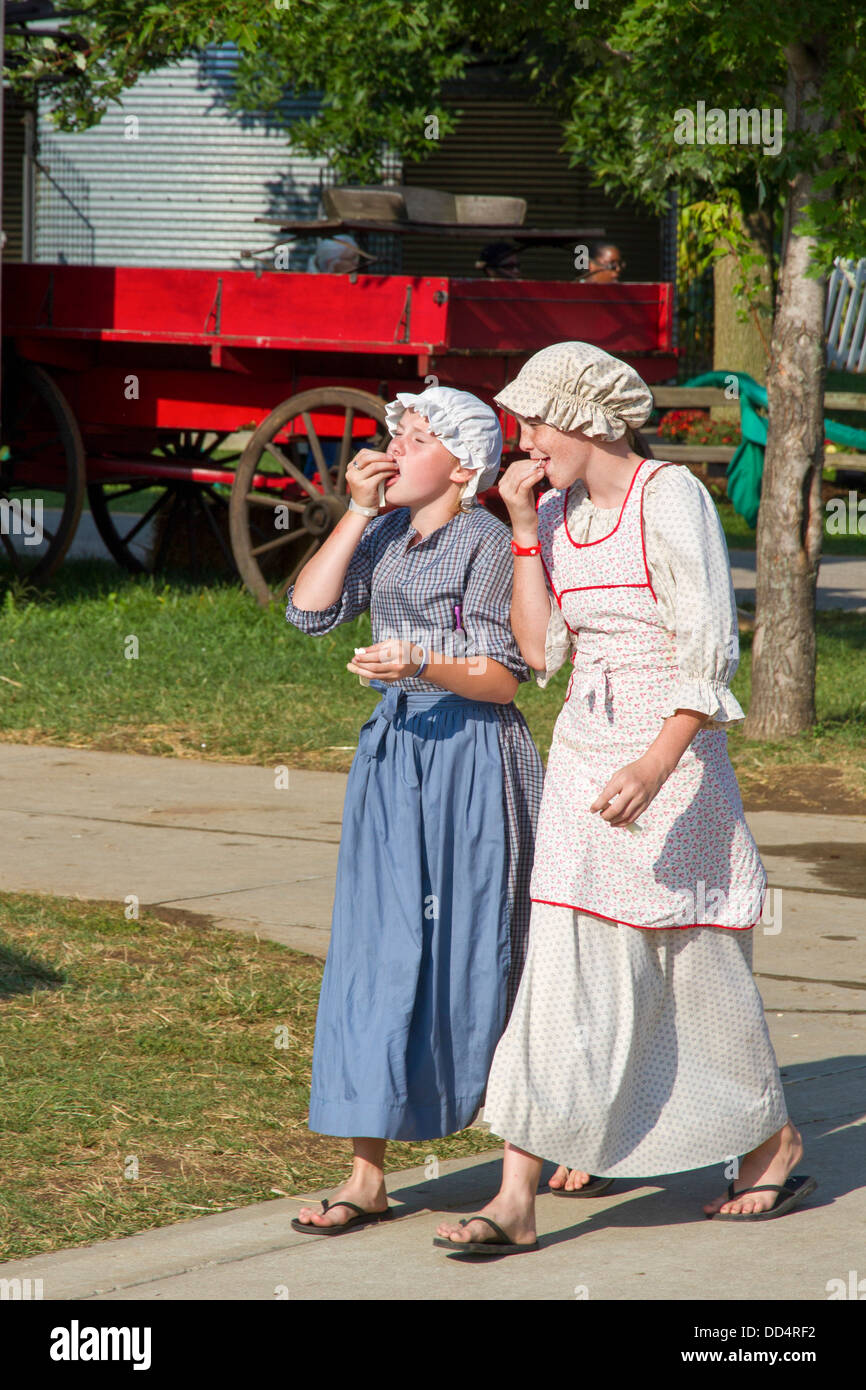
511 539 541 556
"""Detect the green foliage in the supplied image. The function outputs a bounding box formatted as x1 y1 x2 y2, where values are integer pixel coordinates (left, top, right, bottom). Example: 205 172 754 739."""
678 194 775 325
4 1 242 127
573 1 866 267
228 0 487 182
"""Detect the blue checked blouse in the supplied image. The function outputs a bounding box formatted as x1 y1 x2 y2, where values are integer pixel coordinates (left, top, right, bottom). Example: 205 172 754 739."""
285 503 532 688
285 501 542 1013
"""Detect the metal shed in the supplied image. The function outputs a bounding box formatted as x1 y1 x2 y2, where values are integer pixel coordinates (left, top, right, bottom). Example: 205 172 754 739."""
30 44 334 269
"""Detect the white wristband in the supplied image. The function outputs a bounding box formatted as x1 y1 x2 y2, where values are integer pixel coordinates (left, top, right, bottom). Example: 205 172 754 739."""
348 497 378 518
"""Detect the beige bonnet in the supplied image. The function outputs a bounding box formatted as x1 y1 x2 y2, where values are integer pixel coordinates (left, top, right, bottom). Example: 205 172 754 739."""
494 341 654 442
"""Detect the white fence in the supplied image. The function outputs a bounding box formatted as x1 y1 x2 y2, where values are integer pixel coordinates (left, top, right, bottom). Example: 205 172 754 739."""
826 258 866 373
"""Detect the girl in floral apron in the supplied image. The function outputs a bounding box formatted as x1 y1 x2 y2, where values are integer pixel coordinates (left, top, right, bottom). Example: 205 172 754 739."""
434 343 815 1257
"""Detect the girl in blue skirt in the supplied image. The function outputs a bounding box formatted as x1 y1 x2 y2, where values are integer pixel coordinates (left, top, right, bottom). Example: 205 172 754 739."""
285 386 543 1234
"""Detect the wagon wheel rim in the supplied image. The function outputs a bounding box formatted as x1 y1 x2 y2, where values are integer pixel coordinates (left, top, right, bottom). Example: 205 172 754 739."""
228 388 389 604
88 430 242 575
0 361 85 583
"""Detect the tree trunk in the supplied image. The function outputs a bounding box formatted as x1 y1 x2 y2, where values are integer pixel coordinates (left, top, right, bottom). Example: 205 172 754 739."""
712 211 773 423
744 41 829 740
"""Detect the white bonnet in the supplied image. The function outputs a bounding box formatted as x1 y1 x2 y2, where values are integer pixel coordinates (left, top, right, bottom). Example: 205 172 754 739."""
494 341 654 441
385 386 502 505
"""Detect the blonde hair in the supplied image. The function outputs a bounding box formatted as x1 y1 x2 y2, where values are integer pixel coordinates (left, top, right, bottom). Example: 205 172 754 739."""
446 450 473 514
455 480 473 513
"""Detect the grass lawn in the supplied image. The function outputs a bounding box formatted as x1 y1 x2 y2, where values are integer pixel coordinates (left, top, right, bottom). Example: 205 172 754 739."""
0 511 863 1258
1 557 865 805
715 495 866 556
0 892 496 1260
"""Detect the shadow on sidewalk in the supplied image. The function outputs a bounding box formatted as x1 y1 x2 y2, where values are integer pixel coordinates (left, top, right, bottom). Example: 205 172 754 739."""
383 1054 863 1241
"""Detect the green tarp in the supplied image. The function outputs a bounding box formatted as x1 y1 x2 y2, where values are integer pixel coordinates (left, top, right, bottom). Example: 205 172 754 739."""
680 371 866 528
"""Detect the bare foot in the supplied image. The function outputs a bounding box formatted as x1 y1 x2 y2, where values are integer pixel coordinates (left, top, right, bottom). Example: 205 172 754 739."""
704 1123 804 1217
548 1166 594 1191
436 1195 537 1248
296 1176 389 1229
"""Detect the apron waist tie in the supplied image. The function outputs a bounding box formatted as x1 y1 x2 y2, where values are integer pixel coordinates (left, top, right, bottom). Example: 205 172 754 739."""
570 654 678 723
571 657 614 721
361 679 487 760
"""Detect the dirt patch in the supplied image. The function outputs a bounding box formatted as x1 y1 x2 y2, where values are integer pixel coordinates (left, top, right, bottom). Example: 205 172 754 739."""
741 765 866 816
143 906 222 934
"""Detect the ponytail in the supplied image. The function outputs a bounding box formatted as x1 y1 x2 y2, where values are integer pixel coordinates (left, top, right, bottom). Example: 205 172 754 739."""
625 425 654 459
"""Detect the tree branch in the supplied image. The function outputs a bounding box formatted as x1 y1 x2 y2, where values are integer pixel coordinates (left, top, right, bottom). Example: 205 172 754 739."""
598 39 633 64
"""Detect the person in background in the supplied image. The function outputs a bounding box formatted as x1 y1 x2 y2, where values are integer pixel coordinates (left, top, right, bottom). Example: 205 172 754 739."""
577 240 626 284
307 234 377 274
476 240 522 279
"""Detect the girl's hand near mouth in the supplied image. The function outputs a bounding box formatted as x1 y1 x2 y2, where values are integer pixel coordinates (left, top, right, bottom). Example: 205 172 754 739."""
499 457 546 539
346 450 399 510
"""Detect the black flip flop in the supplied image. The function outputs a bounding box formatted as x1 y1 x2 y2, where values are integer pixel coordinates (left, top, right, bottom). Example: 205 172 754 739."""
708 1174 818 1221
290 1197 393 1235
548 1175 615 1198
433 1214 539 1256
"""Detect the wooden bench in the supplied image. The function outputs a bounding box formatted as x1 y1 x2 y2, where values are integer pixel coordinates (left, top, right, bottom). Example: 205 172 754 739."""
646 387 866 478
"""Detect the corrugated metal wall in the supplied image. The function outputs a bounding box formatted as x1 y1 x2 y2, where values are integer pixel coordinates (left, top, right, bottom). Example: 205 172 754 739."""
401 97 665 282
2 90 31 262
29 52 668 280
33 45 334 269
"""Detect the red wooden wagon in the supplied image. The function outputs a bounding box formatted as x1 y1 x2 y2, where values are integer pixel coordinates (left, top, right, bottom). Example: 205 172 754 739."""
1 263 674 602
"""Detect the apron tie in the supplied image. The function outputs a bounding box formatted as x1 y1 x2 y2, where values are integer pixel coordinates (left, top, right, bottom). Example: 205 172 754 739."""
572 656 614 722
358 680 478 762
571 640 679 724
360 680 407 761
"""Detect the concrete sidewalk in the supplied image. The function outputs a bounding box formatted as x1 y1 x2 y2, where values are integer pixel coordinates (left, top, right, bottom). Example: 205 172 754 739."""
0 1129 861 1301
728 548 866 612
0 744 345 958
0 742 864 1299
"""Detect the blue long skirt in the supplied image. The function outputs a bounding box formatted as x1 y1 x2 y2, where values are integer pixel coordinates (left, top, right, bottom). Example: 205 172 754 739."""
308 680 512 1140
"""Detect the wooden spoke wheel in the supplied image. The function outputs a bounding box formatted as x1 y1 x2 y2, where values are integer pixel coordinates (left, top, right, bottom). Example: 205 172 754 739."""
228 387 389 604
0 360 85 582
88 430 243 576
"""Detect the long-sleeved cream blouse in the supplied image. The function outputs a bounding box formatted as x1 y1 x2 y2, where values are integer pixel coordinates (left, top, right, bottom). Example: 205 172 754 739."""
535 464 745 728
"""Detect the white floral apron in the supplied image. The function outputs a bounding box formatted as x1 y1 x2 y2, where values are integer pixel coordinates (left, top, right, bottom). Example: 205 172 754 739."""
532 458 766 930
